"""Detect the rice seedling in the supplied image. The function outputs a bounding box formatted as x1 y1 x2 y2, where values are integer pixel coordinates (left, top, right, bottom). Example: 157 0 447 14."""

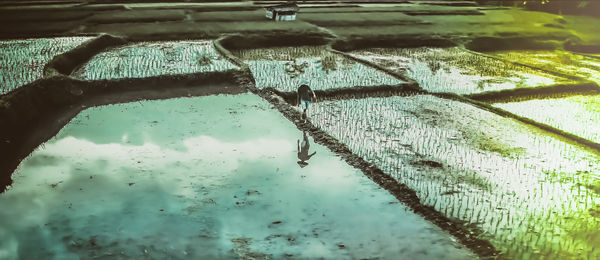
0 37 92 94
494 95 600 144
231 46 404 92
491 50 600 85
310 95 600 259
348 47 572 95
72 41 239 80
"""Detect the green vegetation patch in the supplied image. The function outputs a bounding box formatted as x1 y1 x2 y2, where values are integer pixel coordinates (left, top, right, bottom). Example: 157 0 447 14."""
494 95 600 144
299 11 429 27
232 46 403 91
83 20 325 41
309 95 600 259
87 9 186 24
349 47 574 94
192 10 265 22
0 37 92 95
72 40 238 80
490 50 600 85
0 9 91 22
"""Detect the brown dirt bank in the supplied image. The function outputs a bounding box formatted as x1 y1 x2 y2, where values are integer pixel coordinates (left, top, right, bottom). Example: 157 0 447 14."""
264 83 424 105
465 81 600 103
44 34 127 76
330 35 456 53
0 70 246 193
218 30 335 50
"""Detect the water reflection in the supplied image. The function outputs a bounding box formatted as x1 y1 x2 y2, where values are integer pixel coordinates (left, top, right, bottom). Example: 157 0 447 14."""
2 93 476 259
297 131 316 168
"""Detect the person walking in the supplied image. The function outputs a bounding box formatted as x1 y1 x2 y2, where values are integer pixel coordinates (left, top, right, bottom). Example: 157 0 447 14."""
297 83 316 120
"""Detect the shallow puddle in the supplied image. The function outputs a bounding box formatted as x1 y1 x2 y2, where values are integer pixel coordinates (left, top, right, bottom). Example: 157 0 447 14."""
72 41 239 80
349 47 573 95
494 95 600 144
232 46 404 92
309 95 600 258
0 37 92 94
0 94 475 259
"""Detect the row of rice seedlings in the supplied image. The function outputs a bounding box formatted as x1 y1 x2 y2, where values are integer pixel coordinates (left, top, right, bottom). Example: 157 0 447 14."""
494 95 600 144
348 47 570 95
72 41 238 80
309 95 600 258
491 50 600 85
232 46 328 61
0 37 92 94
243 47 403 92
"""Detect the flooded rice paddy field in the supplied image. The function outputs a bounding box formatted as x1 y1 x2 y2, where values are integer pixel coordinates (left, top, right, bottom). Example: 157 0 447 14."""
489 50 600 85
4 37 600 259
348 47 574 95
0 94 476 260
71 41 239 80
494 95 600 144
0 37 92 94
309 96 600 258
231 46 405 92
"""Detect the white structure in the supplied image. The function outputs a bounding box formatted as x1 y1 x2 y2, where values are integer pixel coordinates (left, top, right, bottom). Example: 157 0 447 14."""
265 3 299 21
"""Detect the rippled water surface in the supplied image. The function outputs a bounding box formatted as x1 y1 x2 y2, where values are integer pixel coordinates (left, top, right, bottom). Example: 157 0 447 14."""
0 94 475 260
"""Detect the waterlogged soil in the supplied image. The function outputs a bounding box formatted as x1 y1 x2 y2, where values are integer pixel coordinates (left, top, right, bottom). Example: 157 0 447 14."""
494 95 600 144
231 46 404 92
0 37 92 94
490 50 600 85
71 41 239 80
348 47 574 95
309 95 600 259
0 94 476 260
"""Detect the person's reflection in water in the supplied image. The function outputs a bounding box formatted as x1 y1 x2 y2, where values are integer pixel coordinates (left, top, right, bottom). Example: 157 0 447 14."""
297 131 316 168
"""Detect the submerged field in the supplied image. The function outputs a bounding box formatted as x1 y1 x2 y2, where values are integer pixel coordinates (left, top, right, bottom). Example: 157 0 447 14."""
232 46 404 92
348 47 574 95
309 95 600 258
2 29 600 259
490 50 600 85
0 94 476 260
0 37 92 94
72 41 239 80
494 95 600 144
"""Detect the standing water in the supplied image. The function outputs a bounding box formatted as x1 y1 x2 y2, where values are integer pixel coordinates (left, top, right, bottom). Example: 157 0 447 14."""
0 93 475 259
